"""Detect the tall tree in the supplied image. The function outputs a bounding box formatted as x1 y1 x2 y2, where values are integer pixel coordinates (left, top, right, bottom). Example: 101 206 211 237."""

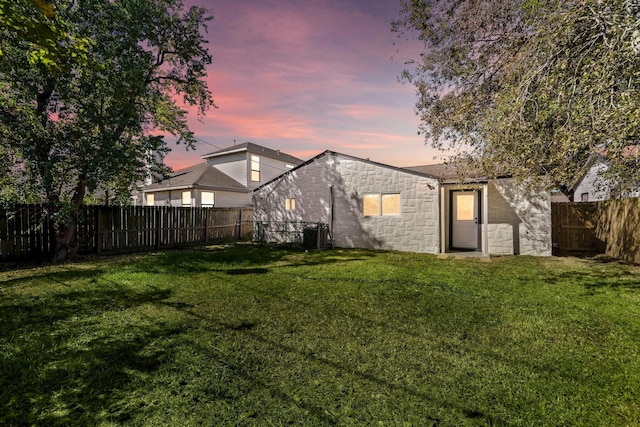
0 0 215 260
394 0 640 191
0 0 91 70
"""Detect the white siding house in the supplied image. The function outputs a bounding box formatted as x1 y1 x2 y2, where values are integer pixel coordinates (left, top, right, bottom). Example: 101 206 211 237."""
143 142 302 207
571 148 640 202
254 151 552 256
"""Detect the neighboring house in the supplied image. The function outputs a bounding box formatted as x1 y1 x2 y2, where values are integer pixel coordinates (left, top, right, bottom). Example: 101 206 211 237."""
143 142 302 207
550 189 570 203
570 146 640 202
253 151 552 256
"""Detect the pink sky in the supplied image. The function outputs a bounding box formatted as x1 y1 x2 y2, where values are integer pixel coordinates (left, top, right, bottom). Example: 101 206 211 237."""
164 0 447 170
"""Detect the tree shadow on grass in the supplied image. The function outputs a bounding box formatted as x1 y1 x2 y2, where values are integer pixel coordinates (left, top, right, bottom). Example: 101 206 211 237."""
540 267 640 291
130 245 377 274
0 282 177 426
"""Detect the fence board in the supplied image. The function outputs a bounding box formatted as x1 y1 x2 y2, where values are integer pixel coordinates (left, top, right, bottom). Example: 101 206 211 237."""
0 205 253 261
552 202 601 255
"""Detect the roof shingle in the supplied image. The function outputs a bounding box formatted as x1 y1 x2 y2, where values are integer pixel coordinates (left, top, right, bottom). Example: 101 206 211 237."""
144 163 248 192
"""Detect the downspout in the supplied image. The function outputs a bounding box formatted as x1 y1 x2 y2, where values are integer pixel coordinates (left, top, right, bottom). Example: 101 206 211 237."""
482 184 489 255
330 185 335 249
440 184 446 254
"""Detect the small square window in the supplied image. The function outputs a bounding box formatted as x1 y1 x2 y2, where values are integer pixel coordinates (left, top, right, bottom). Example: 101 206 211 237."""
364 193 401 216
363 194 380 216
285 198 296 210
581 192 589 202
381 194 400 215
202 191 214 207
182 191 191 206
146 193 154 206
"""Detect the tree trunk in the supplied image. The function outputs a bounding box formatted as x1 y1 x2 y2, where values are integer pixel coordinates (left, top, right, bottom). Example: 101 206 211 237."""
50 179 86 262
51 220 77 262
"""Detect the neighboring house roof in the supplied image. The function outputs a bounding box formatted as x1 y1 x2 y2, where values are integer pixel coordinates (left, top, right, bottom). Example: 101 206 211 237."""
201 141 303 164
550 191 570 203
594 145 640 158
144 162 250 193
253 150 440 192
569 144 640 194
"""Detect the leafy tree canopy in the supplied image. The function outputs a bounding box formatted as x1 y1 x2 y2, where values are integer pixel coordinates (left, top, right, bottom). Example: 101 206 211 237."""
394 0 640 191
0 0 92 70
0 0 215 259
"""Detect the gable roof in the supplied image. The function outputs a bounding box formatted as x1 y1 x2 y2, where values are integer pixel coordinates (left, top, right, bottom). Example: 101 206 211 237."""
144 162 249 193
201 142 303 164
254 150 439 192
570 145 640 192
404 161 490 183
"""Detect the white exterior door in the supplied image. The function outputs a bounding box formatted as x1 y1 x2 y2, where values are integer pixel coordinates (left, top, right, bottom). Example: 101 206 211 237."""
451 191 479 250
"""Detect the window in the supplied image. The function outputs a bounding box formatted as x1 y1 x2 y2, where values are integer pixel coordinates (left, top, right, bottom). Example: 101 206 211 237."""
581 192 589 202
285 198 296 210
146 193 154 206
381 194 400 215
182 191 191 206
251 155 260 182
455 194 475 220
363 194 380 216
364 193 401 216
202 191 214 207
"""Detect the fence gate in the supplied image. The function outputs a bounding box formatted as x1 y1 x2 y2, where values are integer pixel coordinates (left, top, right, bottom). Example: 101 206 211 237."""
551 202 603 256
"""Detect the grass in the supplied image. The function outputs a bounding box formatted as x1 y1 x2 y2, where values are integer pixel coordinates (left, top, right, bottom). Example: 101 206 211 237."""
1 245 639 426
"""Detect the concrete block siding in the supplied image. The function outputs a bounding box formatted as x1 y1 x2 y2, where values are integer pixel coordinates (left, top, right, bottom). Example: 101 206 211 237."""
254 152 440 253
487 223 515 255
254 151 552 256
488 179 552 256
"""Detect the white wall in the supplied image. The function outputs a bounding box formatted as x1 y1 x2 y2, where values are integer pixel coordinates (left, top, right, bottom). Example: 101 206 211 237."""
254 153 440 253
488 179 551 256
145 189 251 207
573 162 610 202
207 154 248 187
208 151 301 190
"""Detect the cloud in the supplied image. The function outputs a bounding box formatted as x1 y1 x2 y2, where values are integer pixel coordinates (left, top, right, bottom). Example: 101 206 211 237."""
164 0 446 170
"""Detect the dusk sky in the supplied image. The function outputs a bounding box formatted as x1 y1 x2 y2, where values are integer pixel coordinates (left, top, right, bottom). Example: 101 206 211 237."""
165 0 446 170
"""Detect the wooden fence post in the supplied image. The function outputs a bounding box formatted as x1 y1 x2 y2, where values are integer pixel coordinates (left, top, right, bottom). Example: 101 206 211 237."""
95 207 102 254
155 207 162 250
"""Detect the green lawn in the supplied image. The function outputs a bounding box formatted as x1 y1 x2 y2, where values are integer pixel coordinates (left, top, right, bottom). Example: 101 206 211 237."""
1 245 639 426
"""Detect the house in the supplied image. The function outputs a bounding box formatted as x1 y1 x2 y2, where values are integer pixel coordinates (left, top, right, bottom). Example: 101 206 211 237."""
253 151 551 256
570 146 640 202
143 142 303 207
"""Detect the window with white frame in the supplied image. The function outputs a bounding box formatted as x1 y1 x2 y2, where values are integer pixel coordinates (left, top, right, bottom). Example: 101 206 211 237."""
285 198 296 210
363 193 400 216
146 193 154 206
202 191 214 207
182 191 191 206
251 155 260 182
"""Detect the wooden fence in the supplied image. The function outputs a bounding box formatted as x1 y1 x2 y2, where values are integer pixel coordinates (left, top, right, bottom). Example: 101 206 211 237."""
552 202 603 256
0 205 253 261
592 198 640 264
552 198 640 264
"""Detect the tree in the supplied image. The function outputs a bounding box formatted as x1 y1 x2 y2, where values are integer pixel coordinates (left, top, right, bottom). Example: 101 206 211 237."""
0 0 91 70
0 0 215 260
394 0 640 191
